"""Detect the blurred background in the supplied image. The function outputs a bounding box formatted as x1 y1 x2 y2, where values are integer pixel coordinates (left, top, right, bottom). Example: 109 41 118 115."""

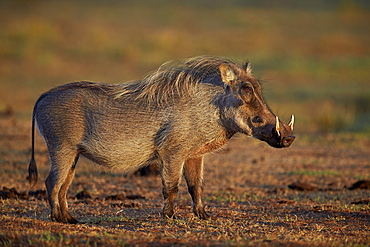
0 0 369 137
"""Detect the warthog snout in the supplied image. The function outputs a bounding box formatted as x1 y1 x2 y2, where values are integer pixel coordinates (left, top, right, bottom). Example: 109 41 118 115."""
258 115 295 148
281 136 295 148
276 115 295 148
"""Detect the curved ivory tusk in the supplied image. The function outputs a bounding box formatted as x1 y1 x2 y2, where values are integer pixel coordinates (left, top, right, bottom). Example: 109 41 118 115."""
288 115 295 131
275 116 280 137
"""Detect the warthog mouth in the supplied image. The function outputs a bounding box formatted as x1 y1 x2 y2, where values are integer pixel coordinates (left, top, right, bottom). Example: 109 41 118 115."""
262 133 296 148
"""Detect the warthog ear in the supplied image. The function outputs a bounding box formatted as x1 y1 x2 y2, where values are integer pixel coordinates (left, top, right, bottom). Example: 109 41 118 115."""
243 62 252 76
219 64 236 85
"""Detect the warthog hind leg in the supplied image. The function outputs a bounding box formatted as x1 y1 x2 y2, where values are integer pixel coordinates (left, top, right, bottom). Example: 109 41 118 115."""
58 155 79 224
45 149 79 224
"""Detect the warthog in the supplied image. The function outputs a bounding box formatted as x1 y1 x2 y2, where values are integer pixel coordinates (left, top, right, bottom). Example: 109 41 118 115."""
28 56 295 224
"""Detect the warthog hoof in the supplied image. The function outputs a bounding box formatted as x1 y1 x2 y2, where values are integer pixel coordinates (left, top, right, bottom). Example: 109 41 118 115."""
52 211 79 224
162 206 175 219
194 206 209 220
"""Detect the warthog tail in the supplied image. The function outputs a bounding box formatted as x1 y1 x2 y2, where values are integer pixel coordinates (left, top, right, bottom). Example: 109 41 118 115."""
28 110 38 188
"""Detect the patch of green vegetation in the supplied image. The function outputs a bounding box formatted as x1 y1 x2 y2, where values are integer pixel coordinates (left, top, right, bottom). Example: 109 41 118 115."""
353 175 370 180
165 217 191 227
327 215 346 221
205 193 233 202
86 215 133 224
205 191 261 203
341 203 370 211
287 169 343 177
38 231 64 243
312 195 339 204
278 214 299 222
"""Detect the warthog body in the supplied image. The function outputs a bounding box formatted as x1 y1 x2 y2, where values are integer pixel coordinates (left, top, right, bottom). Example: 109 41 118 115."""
28 56 295 223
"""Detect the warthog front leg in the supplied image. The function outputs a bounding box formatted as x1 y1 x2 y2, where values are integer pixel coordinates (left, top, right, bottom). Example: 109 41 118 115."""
183 156 209 219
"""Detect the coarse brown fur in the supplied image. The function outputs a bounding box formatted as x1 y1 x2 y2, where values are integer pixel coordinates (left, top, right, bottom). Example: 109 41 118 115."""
28 56 295 224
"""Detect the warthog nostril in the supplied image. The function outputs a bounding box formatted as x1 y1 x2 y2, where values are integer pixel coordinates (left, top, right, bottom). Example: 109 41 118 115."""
281 136 295 148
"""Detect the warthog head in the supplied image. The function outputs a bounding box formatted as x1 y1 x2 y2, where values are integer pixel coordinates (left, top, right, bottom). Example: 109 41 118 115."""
218 63 295 148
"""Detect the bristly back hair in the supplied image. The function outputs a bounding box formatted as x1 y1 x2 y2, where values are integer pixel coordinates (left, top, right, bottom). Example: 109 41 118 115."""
115 56 246 105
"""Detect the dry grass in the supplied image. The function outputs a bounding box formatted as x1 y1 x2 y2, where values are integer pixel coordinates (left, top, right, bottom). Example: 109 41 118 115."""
0 118 369 246
0 1 369 246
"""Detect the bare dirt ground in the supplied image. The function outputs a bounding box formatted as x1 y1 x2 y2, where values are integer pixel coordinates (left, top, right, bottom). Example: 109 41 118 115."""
0 117 369 246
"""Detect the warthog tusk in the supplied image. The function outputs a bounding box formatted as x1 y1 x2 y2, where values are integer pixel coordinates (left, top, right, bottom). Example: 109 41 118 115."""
275 116 280 137
288 115 295 131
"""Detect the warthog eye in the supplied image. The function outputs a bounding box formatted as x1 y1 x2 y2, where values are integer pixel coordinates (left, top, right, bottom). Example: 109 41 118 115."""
238 82 254 102
252 116 263 124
